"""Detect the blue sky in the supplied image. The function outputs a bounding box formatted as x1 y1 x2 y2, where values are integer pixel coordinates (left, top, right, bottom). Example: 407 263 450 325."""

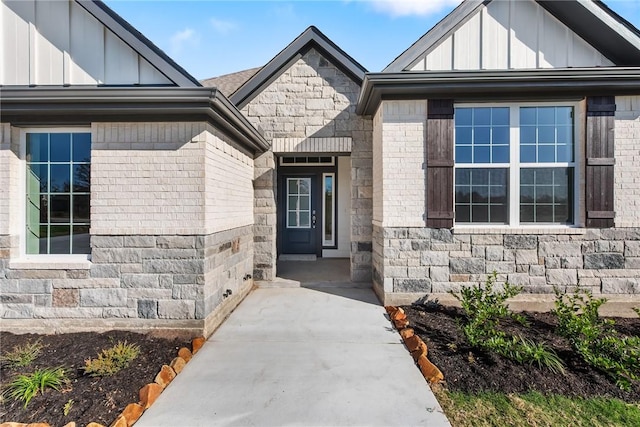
103 0 640 80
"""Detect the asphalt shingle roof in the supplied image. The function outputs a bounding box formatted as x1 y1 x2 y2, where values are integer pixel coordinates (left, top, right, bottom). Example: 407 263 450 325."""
200 67 262 98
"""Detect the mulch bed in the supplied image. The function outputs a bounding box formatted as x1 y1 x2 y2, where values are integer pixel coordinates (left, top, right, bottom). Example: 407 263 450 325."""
0 331 188 426
402 304 640 402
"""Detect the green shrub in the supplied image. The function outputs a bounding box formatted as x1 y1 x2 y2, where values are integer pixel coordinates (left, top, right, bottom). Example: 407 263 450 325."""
0 340 43 368
553 287 640 390
451 272 565 374
6 367 66 408
83 340 140 377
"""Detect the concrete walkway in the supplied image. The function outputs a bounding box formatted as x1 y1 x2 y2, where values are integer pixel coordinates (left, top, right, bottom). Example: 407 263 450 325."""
136 285 450 427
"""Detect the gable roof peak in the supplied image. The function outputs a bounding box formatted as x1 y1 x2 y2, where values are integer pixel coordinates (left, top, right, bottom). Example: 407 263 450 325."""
78 0 201 87
384 0 640 72
230 25 367 108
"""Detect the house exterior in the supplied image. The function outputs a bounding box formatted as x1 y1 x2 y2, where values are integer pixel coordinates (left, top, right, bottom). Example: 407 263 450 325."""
1 0 640 335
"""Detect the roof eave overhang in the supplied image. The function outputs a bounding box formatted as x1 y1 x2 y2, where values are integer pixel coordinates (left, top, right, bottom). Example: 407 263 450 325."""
0 87 269 157
356 68 640 115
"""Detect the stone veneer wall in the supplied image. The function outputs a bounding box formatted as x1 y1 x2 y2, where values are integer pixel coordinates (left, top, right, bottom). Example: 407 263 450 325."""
242 48 372 282
373 225 640 301
1 228 252 330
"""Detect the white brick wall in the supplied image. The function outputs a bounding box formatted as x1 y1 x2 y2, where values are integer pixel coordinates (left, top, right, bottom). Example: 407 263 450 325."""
204 124 254 234
615 96 640 228
379 100 427 227
91 122 207 235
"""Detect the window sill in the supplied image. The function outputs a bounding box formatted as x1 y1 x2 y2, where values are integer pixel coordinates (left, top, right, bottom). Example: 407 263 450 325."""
9 256 91 270
452 226 586 235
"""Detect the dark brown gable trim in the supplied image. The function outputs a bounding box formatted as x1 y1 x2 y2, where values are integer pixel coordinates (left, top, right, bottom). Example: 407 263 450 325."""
426 99 455 228
585 96 616 228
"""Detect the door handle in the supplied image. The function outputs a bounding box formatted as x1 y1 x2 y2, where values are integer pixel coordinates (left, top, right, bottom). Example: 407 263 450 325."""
312 215 316 228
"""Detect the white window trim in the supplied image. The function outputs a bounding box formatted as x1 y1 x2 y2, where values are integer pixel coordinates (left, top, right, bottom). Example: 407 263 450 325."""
18 127 92 263
322 173 335 247
453 101 581 228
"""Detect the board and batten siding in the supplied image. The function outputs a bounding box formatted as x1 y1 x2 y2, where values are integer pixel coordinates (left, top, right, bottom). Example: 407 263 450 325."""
410 0 613 71
1 0 171 86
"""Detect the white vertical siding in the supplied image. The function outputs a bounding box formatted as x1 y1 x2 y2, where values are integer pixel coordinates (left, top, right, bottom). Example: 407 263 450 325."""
1 0 172 86
481 5 509 69
453 12 481 70
412 0 614 71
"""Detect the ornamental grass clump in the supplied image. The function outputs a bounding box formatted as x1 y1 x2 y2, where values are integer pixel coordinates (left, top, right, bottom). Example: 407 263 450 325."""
451 272 565 374
0 340 43 368
6 367 67 408
83 340 140 377
553 287 640 390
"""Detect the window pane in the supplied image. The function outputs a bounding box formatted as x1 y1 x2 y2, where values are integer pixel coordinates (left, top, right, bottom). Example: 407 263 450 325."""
298 179 310 195
50 195 70 223
72 133 91 162
455 107 510 165
288 180 297 194
455 168 508 224
72 226 91 254
520 145 536 162
73 195 90 222
299 212 310 227
50 164 71 193
520 108 536 126
50 133 71 162
520 126 537 144
519 106 574 164
492 108 510 125
492 146 509 163
492 127 509 145
288 196 298 210
27 164 48 192
49 225 70 254
299 195 310 210
73 164 91 192
474 108 491 125
288 212 297 227
472 205 489 222
455 127 472 144
455 108 473 126
473 146 490 163
324 175 333 243
26 133 49 162
456 205 470 222
25 132 92 255
475 127 491 144
38 225 49 254
456 169 471 186
455 146 472 163
538 107 555 124
520 167 573 224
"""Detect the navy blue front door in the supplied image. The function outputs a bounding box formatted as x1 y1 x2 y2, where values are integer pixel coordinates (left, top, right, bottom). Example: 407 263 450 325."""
280 175 319 254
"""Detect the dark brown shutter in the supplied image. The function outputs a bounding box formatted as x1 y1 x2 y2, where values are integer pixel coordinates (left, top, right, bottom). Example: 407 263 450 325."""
426 99 454 228
585 96 616 228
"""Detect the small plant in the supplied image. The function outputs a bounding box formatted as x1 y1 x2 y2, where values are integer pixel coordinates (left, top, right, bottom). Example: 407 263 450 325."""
0 340 43 368
83 340 140 377
63 399 74 416
451 272 565 373
6 367 66 408
553 287 640 390
633 307 640 318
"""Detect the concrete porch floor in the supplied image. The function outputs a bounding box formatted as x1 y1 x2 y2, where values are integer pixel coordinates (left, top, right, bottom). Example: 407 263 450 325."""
257 258 370 289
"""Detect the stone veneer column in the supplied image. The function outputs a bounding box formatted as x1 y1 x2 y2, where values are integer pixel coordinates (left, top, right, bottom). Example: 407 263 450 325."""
253 151 277 281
